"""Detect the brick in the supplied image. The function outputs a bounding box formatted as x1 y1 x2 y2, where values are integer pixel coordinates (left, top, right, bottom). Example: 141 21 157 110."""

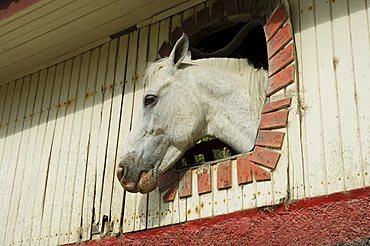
196 8 209 30
179 169 192 198
264 5 288 41
182 16 196 36
267 24 292 59
267 64 294 96
197 165 212 194
250 146 280 170
262 98 292 113
223 0 238 15
259 110 289 130
163 182 179 202
170 27 183 46
268 42 294 76
250 163 271 181
255 130 285 149
158 41 171 58
158 168 178 192
211 0 224 23
237 155 253 185
217 160 232 190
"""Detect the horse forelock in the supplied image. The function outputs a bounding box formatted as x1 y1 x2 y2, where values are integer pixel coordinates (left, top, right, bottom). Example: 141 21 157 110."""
143 58 175 88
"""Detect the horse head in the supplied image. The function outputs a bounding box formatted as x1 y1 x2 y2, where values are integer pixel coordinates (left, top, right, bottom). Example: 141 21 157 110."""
117 33 268 193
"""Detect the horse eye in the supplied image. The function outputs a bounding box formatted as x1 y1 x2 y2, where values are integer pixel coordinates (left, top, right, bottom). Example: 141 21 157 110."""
144 95 158 107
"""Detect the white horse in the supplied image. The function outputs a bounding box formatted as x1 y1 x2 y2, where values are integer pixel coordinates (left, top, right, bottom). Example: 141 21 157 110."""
117 34 268 193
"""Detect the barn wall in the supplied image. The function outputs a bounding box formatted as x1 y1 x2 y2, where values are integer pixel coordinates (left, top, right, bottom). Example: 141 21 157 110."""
287 0 370 199
0 0 369 245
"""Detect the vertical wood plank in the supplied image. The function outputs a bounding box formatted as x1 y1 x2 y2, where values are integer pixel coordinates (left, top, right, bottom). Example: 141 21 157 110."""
227 160 243 213
56 52 86 242
56 55 83 244
120 31 139 234
212 164 228 216
20 69 48 244
348 0 370 187
287 0 306 200
299 0 327 197
3 77 30 245
39 62 69 245
81 44 107 241
331 0 363 190
0 79 21 245
69 49 100 243
56 56 83 245
94 40 117 231
30 65 59 244
11 74 39 246
315 0 345 194
100 34 130 235
47 59 73 246
185 168 200 221
110 33 135 233
40 61 72 245
198 164 213 219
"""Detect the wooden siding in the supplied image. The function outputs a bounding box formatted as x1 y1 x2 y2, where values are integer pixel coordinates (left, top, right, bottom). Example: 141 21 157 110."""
0 0 369 245
288 0 370 198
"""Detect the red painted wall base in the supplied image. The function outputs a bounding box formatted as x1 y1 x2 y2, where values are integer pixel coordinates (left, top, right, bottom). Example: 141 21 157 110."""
76 188 370 246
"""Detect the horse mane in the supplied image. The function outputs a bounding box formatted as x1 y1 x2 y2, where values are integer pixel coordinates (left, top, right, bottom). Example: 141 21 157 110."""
191 58 268 112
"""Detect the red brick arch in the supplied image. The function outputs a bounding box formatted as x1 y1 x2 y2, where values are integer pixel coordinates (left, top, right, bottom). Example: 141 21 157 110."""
157 3 295 201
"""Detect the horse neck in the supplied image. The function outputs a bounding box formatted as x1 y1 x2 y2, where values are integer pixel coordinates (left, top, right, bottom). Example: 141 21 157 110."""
188 58 268 153
191 57 268 111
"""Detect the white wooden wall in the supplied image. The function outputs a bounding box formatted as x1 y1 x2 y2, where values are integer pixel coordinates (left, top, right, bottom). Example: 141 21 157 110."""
0 0 369 245
288 0 370 199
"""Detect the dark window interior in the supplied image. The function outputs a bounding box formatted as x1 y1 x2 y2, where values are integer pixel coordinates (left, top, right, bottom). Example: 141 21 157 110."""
175 22 268 169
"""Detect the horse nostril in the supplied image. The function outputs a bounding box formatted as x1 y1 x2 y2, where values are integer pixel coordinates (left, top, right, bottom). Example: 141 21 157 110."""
116 164 126 181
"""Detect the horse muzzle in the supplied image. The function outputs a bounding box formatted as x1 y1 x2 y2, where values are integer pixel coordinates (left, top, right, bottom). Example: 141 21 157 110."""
116 161 158 194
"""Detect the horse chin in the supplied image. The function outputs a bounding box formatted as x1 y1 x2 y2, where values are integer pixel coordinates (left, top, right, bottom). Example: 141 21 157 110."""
137 170 158 194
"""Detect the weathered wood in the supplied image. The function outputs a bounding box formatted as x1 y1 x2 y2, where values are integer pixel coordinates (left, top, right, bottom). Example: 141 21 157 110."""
121 31 139 233
331 0 363 191
286 0 306 200
298 0 327 197
3 77 31 246
93 40 118 233
81 43 107 241
198 164 213 219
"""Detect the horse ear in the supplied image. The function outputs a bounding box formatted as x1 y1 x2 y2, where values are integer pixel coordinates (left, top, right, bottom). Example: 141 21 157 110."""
169 33 189 68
